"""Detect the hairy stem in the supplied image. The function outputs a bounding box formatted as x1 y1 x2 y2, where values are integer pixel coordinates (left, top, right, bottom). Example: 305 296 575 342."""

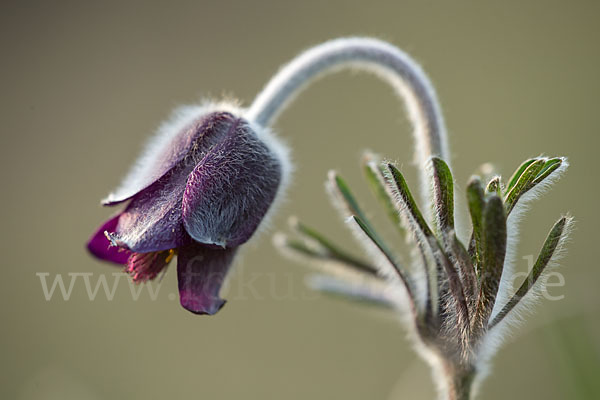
438 361 476 400
246 37 449 213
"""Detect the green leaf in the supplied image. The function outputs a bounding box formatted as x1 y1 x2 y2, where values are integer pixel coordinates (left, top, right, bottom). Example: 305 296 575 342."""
504 158 565 214
350 215 401 271
485 176 501 196
430 157 454 232
328 171 368 222
466 176 486 270
289 218 377 275
489 216 568 328
504 158 546 213
306 274 394 308
362 153 404 235
435 237 471 329
348 215 415 309
385 164 434 238
475 195 507 329
532 157 564 184
327 171 398 266
275 234 327 260
449 230 477 302
428 158 472 323
505 158 539 195
386 163 468 321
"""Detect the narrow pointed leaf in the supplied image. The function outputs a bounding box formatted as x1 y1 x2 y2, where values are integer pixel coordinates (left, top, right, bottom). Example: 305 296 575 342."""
430 157 454 232
384 163 437 314
435 240 471 331
386 163 464 321
306 274 394 308
505 158 539 195
362 154 404 235
504 157 567 217
385 164 434 238
328 171 366 222
277 233 379 276
504 159 545 213
428 157 471 325
274 232 385 299
449 231 477 302
466 176 485 270
277 235 320 258
486 176 501 196
289 218 377 275
326 171 399 266
532 157 563 184
274 234 334 266
348 215 415 308
475 195 507 329
350 216 402 273
489 216 568 328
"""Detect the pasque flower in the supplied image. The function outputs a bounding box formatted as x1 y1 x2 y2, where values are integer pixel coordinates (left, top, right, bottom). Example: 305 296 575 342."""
88 37 444 318
87 37 574 399
88 104 290 315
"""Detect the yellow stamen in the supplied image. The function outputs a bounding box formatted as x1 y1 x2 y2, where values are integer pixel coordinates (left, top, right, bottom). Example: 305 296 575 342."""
164 249 176 264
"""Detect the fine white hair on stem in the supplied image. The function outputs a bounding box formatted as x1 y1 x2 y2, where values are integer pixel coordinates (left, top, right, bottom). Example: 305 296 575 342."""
246 37 449 217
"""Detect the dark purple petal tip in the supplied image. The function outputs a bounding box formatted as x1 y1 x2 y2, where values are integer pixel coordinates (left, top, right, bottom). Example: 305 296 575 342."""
87 214 130 264
177 242 237 315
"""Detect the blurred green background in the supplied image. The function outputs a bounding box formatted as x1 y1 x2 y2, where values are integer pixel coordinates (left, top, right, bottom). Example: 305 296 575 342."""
2 1 599 399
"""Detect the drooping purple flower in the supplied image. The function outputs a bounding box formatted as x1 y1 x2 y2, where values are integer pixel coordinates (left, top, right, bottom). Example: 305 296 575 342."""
87 104 289 315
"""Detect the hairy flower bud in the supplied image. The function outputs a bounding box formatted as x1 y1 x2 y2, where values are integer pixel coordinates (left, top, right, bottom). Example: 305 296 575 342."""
88 103 290 314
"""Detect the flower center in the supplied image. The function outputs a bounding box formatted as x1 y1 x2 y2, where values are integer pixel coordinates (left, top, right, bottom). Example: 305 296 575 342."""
126 249 176 282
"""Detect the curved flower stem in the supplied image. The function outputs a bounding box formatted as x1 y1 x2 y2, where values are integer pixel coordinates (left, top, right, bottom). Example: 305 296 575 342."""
246 37 450 212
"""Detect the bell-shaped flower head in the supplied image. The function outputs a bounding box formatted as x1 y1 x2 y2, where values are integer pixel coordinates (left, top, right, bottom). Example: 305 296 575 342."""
87 103 291 315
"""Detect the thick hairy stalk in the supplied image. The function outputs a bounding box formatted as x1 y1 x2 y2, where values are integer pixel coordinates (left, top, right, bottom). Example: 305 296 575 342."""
247 37 449 213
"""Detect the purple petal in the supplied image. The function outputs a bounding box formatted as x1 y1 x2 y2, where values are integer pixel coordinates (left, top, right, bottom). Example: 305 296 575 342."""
109 170 190 253
102 108 238 206
177 242 238 315
108 112 245 252
87 214 131 264
182 118 282 247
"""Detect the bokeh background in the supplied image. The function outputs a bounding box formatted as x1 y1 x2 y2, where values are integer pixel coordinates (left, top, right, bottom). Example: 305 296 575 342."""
2 1 599 399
